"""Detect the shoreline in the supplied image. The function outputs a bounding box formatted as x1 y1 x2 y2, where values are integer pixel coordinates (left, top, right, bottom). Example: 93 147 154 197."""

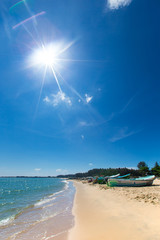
68 179 160 240
0 179 75 240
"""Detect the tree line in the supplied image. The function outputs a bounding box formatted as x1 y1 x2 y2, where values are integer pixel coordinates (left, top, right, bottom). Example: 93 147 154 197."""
57 161 160 179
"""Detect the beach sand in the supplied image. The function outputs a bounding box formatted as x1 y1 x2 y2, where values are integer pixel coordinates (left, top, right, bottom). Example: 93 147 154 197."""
69 179 160 240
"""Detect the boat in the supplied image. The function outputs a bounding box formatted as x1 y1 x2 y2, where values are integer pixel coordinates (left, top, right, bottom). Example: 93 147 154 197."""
106 173 130 184
107 175 156 187
103 173 120 183
115 173 131 179
86 177 94 183
109 173 120 178
97 177 105 184
97 174 121 184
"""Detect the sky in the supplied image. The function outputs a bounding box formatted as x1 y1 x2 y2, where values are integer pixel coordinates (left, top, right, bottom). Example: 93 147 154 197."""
0 0 160 176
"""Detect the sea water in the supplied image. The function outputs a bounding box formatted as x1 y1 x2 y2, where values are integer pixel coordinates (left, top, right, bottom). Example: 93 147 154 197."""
0 177 75 240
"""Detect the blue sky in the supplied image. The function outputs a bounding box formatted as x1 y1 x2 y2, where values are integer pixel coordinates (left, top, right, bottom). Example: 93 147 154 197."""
0 0 160 176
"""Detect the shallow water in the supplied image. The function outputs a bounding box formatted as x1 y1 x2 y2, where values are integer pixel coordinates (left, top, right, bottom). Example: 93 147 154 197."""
0 178 75 240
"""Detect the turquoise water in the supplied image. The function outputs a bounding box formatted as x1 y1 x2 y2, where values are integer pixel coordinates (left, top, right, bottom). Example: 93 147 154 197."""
0 178 65 225
0 178 75 239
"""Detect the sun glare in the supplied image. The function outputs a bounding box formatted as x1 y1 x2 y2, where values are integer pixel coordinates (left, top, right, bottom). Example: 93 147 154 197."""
32 44 58 67
28 40 80 106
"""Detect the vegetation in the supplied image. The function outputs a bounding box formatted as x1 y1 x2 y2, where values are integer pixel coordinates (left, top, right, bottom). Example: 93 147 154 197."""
57 167 141 179
57 161 160 179
137 161 149 176
151 162 160 177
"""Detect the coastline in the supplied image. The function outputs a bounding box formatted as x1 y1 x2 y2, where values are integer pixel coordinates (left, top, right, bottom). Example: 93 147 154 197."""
69 179 160 240
0 179 75 240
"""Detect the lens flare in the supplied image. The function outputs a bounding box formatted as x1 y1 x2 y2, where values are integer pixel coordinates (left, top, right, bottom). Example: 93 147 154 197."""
10 0 25 11
12 11 46 29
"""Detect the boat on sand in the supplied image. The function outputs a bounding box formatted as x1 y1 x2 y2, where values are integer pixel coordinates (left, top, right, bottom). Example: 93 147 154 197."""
107 175 156 187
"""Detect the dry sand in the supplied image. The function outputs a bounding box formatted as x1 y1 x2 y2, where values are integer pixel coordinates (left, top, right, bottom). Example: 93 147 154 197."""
68 179 160 240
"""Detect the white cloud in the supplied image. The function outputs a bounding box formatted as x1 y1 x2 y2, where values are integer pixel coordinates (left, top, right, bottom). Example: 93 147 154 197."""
110 127 140 142
43 91 72 107
43 96 50 103
56 169 62 172
79 121 88 127
79 121 93 127
81 135 85 139
34 168 41 171
107 0 132 10
89 163 93 166
85 94 93 103
56 169 68 174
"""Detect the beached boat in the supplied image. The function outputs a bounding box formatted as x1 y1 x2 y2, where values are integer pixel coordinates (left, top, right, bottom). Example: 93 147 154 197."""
97 174 121 184
107 175 156 187
104 173 120 182
115 173 131 179
109 173 120 178
86 177 94 183
97 177 105 184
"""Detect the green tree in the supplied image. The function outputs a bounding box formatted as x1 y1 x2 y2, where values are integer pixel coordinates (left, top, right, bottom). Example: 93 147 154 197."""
137 161 149 176
137 161 147 169
155 162 159 168
151 162 160 176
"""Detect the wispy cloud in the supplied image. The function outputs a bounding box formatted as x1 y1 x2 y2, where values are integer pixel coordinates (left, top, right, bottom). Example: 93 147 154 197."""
43 91 72 107
85 94 93 103
56 169 68 174
107 0 132 10
81 135 85 140
79 121 95 127
120 93 137 114
34 168 41 171
110 127 140 142
89 163 93 166
107 93 137 122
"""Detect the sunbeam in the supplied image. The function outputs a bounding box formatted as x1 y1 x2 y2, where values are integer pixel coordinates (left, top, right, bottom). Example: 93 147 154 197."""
28 41 75 94
52 63 85 103
50 65 63 93
34 66 47 120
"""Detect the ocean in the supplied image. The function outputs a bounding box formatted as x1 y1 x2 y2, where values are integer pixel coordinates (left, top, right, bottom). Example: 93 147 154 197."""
0 177 75 240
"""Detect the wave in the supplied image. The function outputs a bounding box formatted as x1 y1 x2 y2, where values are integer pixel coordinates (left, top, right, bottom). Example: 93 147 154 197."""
34 197 56 207
62 180 69 190
0 216 15 227
41 230 68 239
34 180 69 207
7 211 64 239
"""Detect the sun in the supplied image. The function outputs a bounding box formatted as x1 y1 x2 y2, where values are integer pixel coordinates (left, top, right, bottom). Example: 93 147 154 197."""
28 40 79 105
32 44 59 68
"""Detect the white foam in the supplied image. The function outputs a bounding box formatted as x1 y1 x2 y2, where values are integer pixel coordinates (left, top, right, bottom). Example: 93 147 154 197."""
34 197 56 207
41 230 68 239
0 216 15 227
61 179 69 190
34 180 69 208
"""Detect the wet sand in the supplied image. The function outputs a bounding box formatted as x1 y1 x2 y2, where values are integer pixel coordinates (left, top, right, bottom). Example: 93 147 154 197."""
69 179 160 240
1 181 75 240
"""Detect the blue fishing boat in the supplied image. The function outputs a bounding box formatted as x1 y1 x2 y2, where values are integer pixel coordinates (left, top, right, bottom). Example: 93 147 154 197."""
116 173 131 179
97 174 121 184
107 175 156 187
104 173 120 182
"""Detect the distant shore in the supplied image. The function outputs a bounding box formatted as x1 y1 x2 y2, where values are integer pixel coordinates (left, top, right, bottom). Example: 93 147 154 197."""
68 179 160 240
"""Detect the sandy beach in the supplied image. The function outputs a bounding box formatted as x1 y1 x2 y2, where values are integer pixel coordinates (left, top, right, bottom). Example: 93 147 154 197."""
69 179 160 240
